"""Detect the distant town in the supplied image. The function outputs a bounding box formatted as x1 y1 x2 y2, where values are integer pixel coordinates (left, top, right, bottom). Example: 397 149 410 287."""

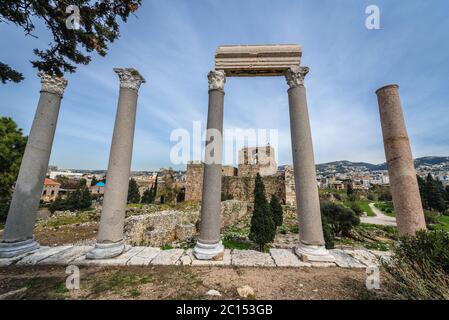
41 150 449 204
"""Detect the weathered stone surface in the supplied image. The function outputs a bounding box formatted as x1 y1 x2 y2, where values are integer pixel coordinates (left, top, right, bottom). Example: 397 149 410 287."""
127 247 161 266
0 251 34 267
74 246 145 266
39 246 92 265
150 249 184 265
220 200 248 228
376 84 426 235
232 249 275 267
329 249 366 268
345 249 378 267
178 252 193 266
17 246 71 265
270 248 310 267
175 223 196 241
310 262 337 267
215 44 301 77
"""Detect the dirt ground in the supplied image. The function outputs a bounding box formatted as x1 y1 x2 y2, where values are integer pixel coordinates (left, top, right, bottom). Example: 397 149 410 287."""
0 265 375 300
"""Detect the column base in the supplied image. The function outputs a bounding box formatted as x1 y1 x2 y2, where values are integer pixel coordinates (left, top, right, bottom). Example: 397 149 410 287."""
193 241 224 260
0 238 40 258
86 240 129 260
295 243 335 263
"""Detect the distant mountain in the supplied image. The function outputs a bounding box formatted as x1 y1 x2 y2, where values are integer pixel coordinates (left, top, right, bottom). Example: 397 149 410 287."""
311 156 449 174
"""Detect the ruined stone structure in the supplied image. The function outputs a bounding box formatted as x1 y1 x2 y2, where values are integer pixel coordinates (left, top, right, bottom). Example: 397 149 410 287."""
194 44 334 262
0 47 426 263
238 145 277 176
185 146 295 206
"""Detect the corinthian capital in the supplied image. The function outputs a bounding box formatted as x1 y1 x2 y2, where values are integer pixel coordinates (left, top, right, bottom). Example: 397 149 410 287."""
38 72 68 96
285 66 309 89
208 70 226 91
113 68 146 91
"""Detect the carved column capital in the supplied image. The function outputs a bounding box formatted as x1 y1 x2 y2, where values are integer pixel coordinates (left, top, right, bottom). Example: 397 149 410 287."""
208 70 226 91
285 66 309 89
38 72 68 96
113 68 146 92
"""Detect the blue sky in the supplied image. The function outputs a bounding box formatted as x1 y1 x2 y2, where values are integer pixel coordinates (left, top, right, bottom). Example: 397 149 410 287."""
1 0 448 170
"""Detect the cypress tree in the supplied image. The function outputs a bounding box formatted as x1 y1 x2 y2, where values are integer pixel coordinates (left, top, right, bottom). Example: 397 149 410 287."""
141 188 153 204
249 174 275 251
127 178 141 204
425 174 447 213
152 175 158 200
91 176 98 187
270 194 283 227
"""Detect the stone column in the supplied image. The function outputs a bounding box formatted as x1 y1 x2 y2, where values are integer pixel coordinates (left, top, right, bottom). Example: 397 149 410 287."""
0 73 67 258
193 70 226 260
285 67 335 262
376 84 426 235
87 68 145 259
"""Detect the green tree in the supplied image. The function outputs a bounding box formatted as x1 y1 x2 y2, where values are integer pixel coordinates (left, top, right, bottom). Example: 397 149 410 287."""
91 176 98 187
0 117 27 220
141 187 153 204
249 174 275 251
270 194 283 227
127 178 140 204
152 175 158 200
0 1 142 83
424 174 446 213
79 185 92 209
321 202 360 238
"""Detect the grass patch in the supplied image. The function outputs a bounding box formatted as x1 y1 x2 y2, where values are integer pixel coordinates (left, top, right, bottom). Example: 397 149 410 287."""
39 211 98 228
223 238 253 250
160 244 174 250
431 215 449 232
375 201 395 217
91 271 152 296
357 200 375 217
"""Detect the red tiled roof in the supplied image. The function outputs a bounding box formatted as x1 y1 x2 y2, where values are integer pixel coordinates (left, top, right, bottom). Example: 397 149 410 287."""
44 178 60 186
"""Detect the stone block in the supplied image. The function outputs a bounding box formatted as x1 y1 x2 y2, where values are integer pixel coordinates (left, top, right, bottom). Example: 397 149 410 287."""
17 246 72 265
329 249 366 268
39 246 93 265
232 249 275 267
127 247 161 266
74 246 146 266
150 249 184 265
270 248 310 267
345 249 378 267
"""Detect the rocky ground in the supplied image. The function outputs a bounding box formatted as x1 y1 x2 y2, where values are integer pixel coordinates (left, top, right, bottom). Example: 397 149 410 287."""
0 265 377 300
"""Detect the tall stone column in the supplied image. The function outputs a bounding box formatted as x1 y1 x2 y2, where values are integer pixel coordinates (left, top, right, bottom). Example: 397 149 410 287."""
87 68 145 259
193 70 226 260
376 84 426 235
0 73 67 258
285 67 334 262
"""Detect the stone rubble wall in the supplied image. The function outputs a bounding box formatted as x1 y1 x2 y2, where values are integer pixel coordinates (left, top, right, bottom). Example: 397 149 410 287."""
124 200 248 246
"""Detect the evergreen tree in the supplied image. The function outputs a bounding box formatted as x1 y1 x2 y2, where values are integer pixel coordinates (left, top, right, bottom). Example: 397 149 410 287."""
91 176 98 187
446 186 449 203
425 174 447 213
0 1 142 83
141 188 153 204
127 178 140 204
249 174 275 251
79 186 92 210
270 194 283 227
152 175 158 200
0 117 27 220
417 175 428 209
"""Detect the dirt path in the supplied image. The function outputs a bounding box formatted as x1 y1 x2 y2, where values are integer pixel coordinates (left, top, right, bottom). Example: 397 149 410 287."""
0 265 374 300
360 203 397 227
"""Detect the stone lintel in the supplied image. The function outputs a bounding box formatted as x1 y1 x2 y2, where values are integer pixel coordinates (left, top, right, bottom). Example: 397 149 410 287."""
215 44 302 77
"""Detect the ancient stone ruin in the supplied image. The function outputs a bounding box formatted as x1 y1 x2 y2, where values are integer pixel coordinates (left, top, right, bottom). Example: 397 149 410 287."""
0 44 426 264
